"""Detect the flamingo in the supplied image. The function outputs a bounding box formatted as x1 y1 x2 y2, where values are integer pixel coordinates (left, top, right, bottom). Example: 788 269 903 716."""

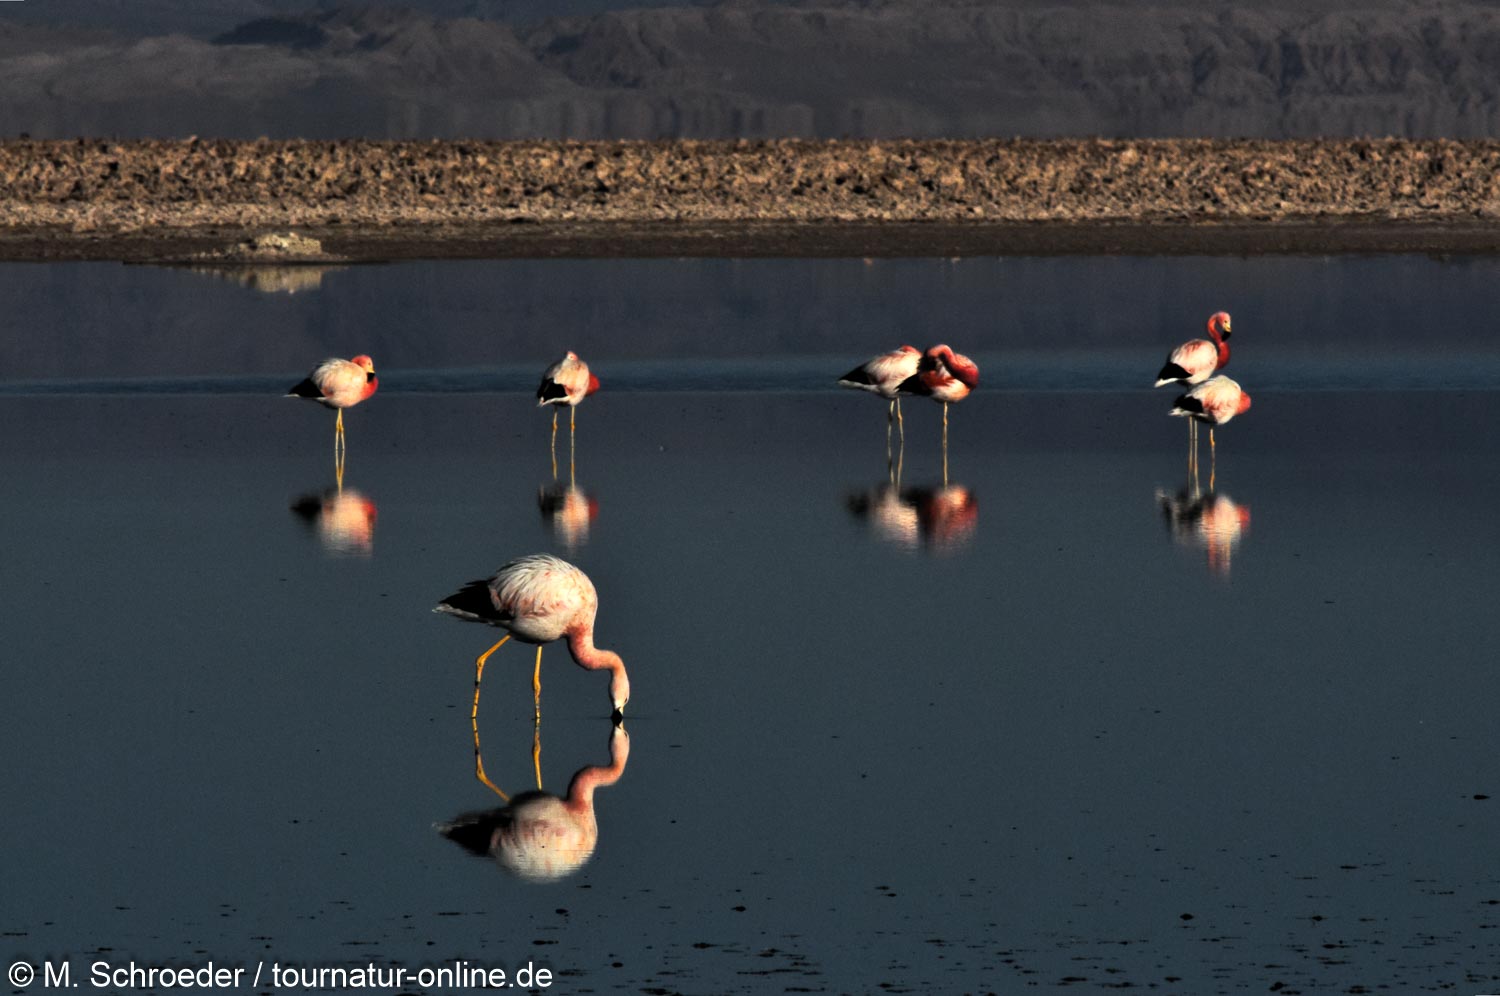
1155 311 1232 388
435 553 629 723
1170 374 1251 459
897 345 979 479
286 355 378 457
1155 312 1231 450
838 345 922 445
537 351 599 459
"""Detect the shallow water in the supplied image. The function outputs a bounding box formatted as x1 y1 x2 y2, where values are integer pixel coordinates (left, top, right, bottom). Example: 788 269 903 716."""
2 257 1499 993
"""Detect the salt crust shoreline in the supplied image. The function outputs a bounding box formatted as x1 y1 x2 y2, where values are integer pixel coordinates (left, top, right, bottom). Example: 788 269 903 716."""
3 138 1500 259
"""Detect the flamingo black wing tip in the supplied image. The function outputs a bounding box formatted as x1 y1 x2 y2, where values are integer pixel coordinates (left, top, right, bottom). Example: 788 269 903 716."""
286 377 324 399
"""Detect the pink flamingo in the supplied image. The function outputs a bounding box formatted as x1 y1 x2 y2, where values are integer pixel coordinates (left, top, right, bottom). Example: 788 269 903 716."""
898 345 980 477
1170 374 1251 456
1155 312 1232 450
537 351 599 446
839 345 922 444
1155 311 1232 388
436 553 630 722
286 355 378 455
899 345 979 420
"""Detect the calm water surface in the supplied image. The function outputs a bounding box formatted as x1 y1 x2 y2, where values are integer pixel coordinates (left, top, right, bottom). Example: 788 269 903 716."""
1 257 1498 994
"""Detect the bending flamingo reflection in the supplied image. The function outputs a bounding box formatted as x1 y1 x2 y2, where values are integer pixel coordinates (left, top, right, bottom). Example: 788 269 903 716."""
438 723 630 883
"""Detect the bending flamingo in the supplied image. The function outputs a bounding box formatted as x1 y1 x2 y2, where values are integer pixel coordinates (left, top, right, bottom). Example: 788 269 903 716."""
435 553 629 722
286 355 378 455
537 351 599 447
1155 311 1232 388
838 345 922 444
1171 375 1251 455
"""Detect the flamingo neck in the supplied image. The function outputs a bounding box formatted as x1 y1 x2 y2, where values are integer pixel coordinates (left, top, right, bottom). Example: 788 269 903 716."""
1207 322 1230 370
566 628 618 672
566 627 630 709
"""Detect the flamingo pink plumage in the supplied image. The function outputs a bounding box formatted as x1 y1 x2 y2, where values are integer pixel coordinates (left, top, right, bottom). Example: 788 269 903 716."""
1170 374 1251 454
1155 312 1232 388
897 344 979 438
839 345 922 442
537 351 599 435
436 553 629 722
286 354 378 453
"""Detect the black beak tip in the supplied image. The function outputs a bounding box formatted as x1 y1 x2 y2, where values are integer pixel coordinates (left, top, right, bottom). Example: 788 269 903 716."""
610 708 624 725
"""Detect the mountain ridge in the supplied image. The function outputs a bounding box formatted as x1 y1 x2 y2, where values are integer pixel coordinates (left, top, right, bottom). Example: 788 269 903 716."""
2 1 1498 139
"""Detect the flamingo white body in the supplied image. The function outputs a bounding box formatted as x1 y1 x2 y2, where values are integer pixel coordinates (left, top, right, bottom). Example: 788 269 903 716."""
1155 312 1232 387
436 553 629 719
537 351 599 413
288 355 378 411
286 355 378 453
839 344 923 443
839 345 922 400
1171 374 1251 456
1171 375 1251 428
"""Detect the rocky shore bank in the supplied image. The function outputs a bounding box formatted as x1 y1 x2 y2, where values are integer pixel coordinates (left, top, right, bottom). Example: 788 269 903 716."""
4 138 1500 259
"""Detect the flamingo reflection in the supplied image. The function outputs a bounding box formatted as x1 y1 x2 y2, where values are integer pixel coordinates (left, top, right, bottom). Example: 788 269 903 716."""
1156 446 1250 576
847 441 977 553
538 483 599 550
538 424 599 550
438 722 630 883
290 459 377 555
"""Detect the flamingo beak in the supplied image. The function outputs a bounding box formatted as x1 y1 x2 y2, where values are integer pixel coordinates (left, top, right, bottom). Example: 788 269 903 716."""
611 707 625 724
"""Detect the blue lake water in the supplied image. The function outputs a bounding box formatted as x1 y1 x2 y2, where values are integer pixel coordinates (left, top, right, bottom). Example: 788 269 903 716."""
1 255 1498 994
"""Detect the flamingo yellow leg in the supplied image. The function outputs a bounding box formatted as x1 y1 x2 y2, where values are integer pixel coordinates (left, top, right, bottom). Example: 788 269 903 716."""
896 397 905 444
472 634 511 720
532 645 544 721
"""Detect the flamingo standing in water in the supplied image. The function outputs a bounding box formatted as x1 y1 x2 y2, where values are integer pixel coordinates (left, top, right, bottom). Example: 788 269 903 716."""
435 553 629 723
286 355 378 456
1171 374 1251 461
1155 312 1232 448
838 345 922 445
537 352 599 459
898 345 979 480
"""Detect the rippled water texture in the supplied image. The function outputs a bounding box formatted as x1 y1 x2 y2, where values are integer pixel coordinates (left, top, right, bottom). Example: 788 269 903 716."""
1 256 1498 993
